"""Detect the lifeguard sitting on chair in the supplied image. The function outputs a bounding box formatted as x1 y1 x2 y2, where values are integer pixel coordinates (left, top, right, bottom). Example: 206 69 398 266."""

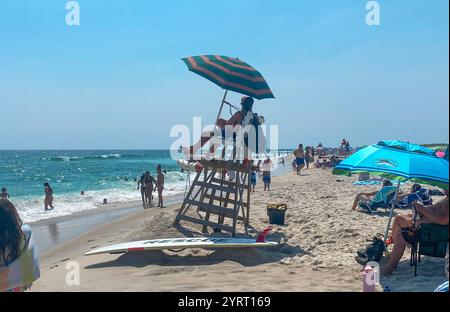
183 96 264 160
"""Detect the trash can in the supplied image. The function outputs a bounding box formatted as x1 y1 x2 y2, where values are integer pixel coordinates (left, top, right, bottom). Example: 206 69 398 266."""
267 203 288 225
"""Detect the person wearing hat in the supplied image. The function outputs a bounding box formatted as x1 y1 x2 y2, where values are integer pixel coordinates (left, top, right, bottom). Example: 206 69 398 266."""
183 96 258 158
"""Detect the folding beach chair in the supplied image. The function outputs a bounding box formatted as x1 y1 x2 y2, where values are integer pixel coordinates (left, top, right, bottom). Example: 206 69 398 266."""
358 187 397 214
410 223 449 276
396 189 433 209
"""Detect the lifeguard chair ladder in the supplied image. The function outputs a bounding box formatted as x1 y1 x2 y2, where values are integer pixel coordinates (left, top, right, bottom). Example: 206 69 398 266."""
174 158 251 237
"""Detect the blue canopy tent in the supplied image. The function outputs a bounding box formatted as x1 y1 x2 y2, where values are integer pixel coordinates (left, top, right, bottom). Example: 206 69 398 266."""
333 140 449 243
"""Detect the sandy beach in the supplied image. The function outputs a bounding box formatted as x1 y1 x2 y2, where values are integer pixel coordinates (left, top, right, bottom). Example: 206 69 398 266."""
32 167 448 292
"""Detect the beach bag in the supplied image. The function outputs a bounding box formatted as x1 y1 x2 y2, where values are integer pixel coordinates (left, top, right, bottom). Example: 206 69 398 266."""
355 235 385 265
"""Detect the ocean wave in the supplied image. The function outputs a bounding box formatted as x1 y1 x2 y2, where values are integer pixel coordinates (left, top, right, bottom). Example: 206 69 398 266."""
41 153 170 162
14 182 188 224
43 154 123 162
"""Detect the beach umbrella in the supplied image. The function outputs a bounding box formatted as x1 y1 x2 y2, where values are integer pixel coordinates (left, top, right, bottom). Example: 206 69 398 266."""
182 55 274 122
333 140 449 242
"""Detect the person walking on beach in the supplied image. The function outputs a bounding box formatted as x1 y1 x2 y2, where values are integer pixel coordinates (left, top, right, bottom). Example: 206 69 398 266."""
262 156 273 191
144 171 156 208
1 188 10 199
156 165 165 208
137 174 147 206
305 147 312 170
44 183 54 211
294 144 305 175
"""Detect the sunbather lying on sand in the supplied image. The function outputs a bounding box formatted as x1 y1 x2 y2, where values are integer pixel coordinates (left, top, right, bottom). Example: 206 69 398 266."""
381 189 449 276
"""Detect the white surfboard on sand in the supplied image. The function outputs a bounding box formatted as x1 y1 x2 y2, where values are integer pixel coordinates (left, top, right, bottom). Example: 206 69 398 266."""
85 230 277 256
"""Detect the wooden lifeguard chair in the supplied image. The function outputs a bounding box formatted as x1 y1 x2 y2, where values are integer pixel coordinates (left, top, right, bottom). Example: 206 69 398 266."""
174 158 251 237
174 90 260 237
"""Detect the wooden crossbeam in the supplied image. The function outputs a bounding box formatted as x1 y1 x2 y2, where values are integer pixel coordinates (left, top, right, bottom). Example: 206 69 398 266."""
203 193 250 208
201 160 249 173
211 178 250 190
177 215 235 233
193 181 237 193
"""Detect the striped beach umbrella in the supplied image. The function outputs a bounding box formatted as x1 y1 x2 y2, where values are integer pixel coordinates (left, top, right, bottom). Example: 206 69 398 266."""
182 55 275 100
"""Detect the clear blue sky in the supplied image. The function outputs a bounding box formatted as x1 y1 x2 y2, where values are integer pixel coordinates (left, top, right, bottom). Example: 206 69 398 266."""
0 0 448 149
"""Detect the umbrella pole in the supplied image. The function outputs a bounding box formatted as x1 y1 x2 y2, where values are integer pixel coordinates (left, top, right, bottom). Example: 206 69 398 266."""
384 180 401 245
215 90 229 125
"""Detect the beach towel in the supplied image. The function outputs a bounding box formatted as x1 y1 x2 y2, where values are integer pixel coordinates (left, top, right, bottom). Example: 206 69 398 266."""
353 180 382 186
0 225 40 292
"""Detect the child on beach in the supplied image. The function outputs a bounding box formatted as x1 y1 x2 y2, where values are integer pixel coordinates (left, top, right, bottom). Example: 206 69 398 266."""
156 165 165 208
1 188 10 199
262 157 273 191
44 183 54 211
250 169 257 192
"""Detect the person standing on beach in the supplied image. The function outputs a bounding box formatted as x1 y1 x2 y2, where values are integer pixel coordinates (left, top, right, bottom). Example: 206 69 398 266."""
257 160 262 176
144 172 156 208
262 156 273 191
1 188 10 199
294 144 305 175
156 165 165 208
250 169 256 193
137 174 147 206
305 147 312 170
44 183 54 211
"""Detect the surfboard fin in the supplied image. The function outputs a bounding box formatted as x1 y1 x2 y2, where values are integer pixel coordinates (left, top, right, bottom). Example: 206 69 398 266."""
256 227 272 243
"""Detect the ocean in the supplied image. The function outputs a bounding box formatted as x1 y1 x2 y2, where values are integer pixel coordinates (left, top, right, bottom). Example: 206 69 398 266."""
0 150 186 223
1 150 290 224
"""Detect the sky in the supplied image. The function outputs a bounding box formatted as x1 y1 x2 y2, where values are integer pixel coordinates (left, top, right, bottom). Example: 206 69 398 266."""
0 0 448 150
